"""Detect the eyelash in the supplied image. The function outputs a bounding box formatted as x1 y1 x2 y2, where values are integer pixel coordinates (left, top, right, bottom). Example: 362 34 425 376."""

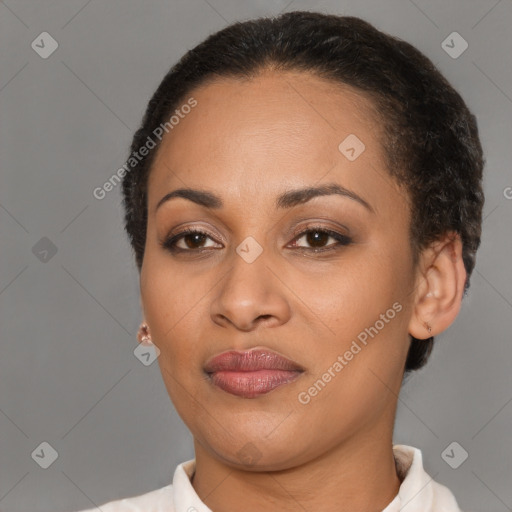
161 225 352 255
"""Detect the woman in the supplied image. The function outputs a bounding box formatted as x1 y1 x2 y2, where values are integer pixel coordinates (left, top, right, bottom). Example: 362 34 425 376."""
77 10 483 512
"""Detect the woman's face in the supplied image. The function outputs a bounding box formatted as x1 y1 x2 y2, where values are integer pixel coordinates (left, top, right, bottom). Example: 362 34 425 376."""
140 70 418 470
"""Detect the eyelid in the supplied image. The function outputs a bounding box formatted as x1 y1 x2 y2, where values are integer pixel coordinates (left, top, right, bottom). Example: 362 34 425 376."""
164 219 349 243
288 219 351 239
164 223 224 243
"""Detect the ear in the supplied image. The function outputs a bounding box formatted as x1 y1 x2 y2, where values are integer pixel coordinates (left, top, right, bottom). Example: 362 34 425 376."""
408 231 467 340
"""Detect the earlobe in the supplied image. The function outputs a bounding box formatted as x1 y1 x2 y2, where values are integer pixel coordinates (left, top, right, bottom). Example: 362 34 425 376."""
137 321 153 346
408 232 467 340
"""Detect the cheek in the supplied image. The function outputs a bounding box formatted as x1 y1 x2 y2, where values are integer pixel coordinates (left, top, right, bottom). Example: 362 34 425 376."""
141 261 207 404
141 249 208 330
294 247 404 332
296 244 412 385
295 275 409 439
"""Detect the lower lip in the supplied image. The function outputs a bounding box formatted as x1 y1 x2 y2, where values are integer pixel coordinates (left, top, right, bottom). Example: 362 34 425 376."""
208 369 302 398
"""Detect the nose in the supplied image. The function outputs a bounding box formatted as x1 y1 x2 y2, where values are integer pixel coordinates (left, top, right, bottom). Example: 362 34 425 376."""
210 244 291 332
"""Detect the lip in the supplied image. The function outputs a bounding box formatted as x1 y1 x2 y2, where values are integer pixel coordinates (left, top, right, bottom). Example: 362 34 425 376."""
204 349 304 398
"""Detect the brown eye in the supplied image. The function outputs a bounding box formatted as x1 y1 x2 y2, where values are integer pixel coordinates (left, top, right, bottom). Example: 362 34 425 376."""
304 230 330 248
289 227 352 252
181 232 208 249
162 228 221 252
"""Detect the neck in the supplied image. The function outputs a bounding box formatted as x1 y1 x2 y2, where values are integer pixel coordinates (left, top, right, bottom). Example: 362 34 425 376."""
191 427 401 512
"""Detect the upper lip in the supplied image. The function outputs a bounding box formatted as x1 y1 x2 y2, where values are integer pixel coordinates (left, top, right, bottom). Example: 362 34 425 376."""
204 348 305 373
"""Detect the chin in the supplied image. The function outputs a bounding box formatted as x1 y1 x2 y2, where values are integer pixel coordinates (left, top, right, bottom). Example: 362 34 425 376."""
196 421 319 471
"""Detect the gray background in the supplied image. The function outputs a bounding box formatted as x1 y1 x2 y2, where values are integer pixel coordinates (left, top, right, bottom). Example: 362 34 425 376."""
1 0 511 511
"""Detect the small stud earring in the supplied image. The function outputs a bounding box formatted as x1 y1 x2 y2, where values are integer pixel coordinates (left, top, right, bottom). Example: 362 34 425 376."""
137 323 153 346
424 321 432 334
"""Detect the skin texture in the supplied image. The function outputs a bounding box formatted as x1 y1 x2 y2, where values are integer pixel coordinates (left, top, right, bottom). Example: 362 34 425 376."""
139 70 467 512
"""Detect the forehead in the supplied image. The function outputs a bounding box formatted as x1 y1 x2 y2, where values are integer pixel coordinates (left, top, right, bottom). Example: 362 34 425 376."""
147 70 395 214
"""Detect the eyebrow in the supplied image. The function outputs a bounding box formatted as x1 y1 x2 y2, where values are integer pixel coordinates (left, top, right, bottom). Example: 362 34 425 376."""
155 182 374 214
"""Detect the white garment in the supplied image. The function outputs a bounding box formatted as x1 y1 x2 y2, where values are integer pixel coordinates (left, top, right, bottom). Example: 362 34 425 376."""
74 444 462 511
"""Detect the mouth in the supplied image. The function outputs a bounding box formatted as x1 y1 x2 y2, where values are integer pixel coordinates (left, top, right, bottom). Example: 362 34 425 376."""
204 348 304 398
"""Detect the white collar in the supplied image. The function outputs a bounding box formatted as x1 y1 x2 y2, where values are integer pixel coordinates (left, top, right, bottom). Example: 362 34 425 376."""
173 444 462 512
381 445 461 511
